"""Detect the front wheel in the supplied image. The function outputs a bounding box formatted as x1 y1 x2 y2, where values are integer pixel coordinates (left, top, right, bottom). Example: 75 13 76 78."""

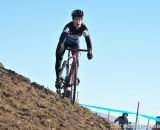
71 65 77 104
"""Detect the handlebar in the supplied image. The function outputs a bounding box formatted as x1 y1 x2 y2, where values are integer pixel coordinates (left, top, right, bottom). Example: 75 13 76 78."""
65 48 88 52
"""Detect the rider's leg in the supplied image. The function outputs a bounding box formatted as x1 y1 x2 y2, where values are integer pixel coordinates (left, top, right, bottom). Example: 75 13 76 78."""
55 42 65 89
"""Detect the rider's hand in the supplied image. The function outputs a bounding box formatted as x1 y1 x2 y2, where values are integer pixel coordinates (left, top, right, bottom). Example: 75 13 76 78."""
87 50 93 60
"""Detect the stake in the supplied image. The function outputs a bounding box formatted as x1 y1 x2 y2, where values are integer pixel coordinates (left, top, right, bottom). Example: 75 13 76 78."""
107 108 110 120
135 101 140 130
146 119 150 130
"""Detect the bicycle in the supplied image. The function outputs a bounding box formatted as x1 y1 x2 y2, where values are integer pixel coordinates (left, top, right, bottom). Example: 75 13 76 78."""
57 47 88 104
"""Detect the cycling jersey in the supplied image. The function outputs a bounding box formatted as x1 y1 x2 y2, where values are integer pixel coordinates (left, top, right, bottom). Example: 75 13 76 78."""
59 22 92 50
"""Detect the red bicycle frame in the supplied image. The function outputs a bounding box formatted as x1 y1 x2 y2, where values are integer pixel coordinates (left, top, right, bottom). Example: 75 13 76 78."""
68 48 78 84
60 47 88 103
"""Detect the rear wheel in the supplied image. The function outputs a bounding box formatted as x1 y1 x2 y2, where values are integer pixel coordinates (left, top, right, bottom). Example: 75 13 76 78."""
58 60 68 97
62 76 70 98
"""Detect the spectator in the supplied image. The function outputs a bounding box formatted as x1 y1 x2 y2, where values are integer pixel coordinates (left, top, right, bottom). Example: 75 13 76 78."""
114 113 129 129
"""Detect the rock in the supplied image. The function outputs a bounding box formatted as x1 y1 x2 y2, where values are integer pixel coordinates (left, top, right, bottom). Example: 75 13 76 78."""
0 62 4 68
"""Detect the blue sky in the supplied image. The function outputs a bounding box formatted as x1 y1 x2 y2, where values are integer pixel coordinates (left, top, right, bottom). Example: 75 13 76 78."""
0 0 160 124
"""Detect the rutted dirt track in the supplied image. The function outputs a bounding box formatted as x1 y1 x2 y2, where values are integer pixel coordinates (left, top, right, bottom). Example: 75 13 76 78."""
0 64 118 130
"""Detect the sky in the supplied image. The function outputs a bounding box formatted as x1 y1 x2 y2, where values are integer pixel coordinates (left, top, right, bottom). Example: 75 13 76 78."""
0 0 160 124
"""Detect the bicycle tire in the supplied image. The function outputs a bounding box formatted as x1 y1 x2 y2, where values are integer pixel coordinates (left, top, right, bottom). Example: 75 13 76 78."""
58 60 68 98
71 65 77 104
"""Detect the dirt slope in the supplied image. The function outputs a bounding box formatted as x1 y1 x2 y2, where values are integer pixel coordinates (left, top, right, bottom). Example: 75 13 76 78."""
0 64 118 130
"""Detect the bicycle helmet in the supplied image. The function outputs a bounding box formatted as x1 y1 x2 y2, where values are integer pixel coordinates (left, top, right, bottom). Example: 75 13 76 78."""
71 9 84 18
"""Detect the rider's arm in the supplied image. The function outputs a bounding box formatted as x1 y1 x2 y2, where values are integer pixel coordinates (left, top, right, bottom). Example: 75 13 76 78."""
114 117 120 123
58 24 70 43
85 35 92 51
82 25 92 51
59 32 67 43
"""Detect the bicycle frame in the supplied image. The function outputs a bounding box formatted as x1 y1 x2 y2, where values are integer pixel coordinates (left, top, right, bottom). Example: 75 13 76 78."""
60 47 88 103
68 49 78 85
66 48 88 85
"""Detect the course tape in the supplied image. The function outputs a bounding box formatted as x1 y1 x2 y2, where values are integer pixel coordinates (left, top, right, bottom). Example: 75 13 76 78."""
80 104 160 122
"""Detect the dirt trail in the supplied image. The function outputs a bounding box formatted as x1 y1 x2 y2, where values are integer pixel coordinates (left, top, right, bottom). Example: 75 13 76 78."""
0 64 119 130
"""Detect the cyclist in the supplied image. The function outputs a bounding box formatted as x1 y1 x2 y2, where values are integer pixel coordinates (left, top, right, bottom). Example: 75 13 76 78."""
55 9 93 93
114 113 129 129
